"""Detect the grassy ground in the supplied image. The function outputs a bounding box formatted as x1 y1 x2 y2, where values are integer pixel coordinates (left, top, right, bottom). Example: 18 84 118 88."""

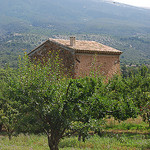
105 116 150 134
0 117 149 150
0 133 149 150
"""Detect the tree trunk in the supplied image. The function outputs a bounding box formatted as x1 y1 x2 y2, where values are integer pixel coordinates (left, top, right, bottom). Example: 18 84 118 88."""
48 135 59 150
148 113 150 128
0 124 2 132
8 134 12 140
78 134 81 141
7 128 13 140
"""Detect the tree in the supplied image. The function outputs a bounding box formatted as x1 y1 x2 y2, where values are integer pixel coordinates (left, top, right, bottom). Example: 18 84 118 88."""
0 67 10 132
141 101 150 127
103 68 150 126
1 54 101 149
96 75 138 121
127 66 150 126
0 67 20 138
0 54 139 150
0 97 2 132
0 103 19 140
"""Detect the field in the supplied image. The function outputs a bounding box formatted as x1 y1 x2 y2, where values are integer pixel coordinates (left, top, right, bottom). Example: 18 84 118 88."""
0 117 149 150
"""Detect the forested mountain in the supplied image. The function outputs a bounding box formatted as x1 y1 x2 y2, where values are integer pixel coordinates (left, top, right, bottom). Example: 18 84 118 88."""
1 0 150 35
0 0 150 67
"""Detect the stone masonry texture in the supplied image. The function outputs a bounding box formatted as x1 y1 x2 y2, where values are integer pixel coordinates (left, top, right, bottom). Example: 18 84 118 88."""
28 38 122 79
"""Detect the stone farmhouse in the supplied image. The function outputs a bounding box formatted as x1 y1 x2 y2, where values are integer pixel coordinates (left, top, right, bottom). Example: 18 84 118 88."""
28 37 122 78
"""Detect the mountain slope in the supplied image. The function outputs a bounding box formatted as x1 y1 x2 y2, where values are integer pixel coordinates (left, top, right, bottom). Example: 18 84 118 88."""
1 0 150 35
0 0 150 67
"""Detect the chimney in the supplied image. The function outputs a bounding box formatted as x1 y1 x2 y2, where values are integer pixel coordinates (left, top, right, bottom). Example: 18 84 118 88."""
70 37 76 47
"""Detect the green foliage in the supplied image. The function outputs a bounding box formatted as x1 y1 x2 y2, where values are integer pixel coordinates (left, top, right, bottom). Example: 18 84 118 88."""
0 54 149 149
0 133 149 150
0 105 19 140
0 66 20 139
1 0 150 67
141 102 150 127
1 33 150 68
0 33 48 68
105 66 150 125
105 121 148 131
0 54 103 149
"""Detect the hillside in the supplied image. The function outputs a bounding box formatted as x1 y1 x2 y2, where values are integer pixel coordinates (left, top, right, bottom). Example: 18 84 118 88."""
0 0 150 67
1 0 150 35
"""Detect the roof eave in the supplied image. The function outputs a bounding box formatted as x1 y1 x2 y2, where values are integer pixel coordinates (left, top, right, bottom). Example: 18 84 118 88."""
75 49 123 55
28 38 123 56
27 40 49 56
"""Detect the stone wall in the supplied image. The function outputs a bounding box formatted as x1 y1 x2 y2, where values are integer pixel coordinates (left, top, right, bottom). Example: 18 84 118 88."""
29 40 75 77
29 40 121 79
74 53 121 79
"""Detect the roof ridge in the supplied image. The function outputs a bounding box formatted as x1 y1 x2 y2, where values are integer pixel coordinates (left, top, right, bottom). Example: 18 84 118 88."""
28 38 122 56
49 38 122 54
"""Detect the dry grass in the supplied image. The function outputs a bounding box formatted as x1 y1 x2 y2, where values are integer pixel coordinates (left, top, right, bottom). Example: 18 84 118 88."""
0 132 149 150
106 116 143 125
0 116 149 150
105 116 149 134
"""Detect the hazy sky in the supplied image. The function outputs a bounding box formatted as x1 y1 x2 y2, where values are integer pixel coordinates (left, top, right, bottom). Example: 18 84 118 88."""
111 0 150 8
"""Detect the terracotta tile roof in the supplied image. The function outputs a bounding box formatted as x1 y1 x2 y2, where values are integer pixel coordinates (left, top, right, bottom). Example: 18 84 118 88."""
49 38 122 55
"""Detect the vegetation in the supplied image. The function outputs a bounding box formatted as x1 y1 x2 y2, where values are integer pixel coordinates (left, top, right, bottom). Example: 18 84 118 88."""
0 33 48 68
1 0 150 67
105 116 149 133
1 0 150 36
0 53 149 149
0 132 149 150
0 117 149 149
0 0 149 149
0 117 149 150
1 33 150 68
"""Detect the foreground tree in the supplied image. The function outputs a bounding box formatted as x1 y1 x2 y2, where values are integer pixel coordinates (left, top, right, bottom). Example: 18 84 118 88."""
103 68 150 124
0 68 7 132
0 54 139 150
0 54 98 149
126 66 150 126
0 67 20 138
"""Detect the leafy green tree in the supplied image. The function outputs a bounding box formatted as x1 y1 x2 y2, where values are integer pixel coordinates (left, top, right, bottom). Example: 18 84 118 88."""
0 54 100 149
0 54 140 150
0 104 19 140
141 101 150 127
0 98 2 132
0 67 8 132
0 67 20 138
103 67 150 126
135 66 150 126
97 75 138 121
